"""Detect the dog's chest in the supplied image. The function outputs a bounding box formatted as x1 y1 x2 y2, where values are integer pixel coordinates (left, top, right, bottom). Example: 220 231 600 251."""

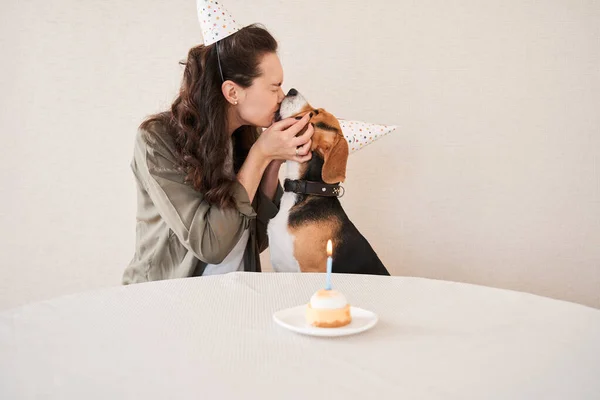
267 162 301 272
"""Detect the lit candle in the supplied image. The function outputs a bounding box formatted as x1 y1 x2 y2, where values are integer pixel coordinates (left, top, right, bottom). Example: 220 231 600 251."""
325 239 333 290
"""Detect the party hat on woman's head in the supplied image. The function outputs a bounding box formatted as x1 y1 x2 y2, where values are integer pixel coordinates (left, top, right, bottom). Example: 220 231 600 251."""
196 0 243 45
338 119 397 154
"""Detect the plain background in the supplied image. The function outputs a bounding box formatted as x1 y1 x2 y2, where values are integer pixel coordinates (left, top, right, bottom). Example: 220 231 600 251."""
1 0 598 310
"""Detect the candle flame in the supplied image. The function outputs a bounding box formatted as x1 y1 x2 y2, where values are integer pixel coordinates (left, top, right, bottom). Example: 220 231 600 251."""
326 239 332 256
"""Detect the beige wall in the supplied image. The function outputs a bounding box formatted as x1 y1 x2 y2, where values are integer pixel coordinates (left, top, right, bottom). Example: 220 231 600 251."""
1 0 598 310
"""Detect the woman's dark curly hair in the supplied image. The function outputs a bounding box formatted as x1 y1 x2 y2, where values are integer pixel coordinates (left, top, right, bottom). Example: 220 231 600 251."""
140 24 278 207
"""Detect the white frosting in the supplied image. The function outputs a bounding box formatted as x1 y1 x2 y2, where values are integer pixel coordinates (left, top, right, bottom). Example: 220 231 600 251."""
310 290 348 310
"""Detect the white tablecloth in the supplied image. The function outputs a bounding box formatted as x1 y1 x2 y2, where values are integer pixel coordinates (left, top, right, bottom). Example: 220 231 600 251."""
1 272 599 399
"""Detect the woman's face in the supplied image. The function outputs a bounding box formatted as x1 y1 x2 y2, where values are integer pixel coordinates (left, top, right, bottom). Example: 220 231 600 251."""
237 52 285 128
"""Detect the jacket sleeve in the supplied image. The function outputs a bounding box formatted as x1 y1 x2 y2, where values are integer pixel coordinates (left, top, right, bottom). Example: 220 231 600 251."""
254 181 284 253
133 129 255 265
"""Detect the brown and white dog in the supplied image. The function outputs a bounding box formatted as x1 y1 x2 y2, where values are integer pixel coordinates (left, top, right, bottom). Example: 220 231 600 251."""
267 89 390 276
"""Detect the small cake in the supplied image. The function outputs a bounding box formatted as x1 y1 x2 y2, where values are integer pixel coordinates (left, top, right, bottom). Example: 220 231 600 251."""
306 289 352 328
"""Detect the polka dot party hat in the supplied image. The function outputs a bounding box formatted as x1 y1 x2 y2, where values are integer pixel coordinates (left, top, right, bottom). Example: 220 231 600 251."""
196 0 242 46
338 119 397 154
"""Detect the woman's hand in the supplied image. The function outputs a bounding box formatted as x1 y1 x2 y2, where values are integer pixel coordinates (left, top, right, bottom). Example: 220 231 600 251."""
238 114 313 202
254 113 314 163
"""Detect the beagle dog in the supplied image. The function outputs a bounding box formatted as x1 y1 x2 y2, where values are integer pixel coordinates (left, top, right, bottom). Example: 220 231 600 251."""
267 89 390 276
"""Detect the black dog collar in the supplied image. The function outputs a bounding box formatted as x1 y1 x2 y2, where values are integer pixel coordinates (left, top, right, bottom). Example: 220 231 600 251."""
283 179 345 198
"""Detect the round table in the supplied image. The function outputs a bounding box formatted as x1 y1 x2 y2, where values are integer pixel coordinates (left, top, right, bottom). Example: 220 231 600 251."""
1 272 599 399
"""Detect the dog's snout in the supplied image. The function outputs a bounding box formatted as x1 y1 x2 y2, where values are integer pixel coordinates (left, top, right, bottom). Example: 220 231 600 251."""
278 88 307 120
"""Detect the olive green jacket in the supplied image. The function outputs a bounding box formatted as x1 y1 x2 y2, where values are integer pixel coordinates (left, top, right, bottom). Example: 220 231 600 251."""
123 121 283 284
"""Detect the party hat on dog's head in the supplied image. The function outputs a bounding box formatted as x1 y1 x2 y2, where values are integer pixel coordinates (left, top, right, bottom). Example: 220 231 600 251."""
196 0 243 45
339 120 397 154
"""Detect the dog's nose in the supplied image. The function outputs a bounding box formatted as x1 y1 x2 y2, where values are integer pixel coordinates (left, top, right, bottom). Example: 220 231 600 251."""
287 88 298 96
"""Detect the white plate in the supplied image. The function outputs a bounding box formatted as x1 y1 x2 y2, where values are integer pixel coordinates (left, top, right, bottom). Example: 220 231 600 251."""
273 305 378 337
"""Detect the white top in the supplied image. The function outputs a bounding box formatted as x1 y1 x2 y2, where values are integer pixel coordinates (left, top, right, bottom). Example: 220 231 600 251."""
1 273 600 399
202 229 249 275
309 289 348 309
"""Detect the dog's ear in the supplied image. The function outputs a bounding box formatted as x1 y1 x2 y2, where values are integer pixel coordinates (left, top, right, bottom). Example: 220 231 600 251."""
322 135 349 184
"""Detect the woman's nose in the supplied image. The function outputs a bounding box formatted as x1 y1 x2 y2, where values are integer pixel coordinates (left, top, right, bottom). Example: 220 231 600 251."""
277 87 285 103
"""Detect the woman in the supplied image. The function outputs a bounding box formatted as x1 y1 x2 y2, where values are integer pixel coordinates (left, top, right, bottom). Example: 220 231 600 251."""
123 25 313 283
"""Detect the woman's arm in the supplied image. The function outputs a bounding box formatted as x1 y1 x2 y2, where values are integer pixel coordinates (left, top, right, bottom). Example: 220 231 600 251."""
237 115 314 201
236 146 271 203
259 160 284 200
